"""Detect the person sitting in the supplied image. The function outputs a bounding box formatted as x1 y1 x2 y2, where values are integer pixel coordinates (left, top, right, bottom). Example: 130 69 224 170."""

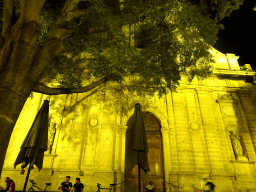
0 177 15 192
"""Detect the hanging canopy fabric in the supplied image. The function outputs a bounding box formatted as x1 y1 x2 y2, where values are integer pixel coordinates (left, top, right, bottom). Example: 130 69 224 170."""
14 100 49 170
126 103 150 173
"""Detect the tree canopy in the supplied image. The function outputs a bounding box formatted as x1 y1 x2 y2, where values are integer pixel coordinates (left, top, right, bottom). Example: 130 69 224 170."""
0 0 244 95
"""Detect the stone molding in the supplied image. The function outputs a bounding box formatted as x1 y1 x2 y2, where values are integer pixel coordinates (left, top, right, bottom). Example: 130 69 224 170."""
230 160 255 164
238 90 251 97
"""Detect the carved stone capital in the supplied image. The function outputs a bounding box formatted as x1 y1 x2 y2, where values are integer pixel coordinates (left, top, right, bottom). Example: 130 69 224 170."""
216 93 238 103
217 93 233 100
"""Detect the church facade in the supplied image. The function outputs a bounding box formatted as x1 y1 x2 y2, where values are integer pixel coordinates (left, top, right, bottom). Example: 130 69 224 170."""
1 49 256 192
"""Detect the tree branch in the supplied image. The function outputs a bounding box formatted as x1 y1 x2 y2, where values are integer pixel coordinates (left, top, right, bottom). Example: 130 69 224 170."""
20 0 46 24
62 0 79 13
38 0 47 12
32 77 108 95
3 0 14 36
44 0 82 41
32 0 85 78
30 0 84 82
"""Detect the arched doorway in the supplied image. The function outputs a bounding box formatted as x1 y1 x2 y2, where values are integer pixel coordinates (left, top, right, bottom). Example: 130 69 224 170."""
125 112 165 192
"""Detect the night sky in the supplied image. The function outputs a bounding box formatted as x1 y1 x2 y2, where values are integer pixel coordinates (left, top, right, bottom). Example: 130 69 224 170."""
213 1 256 69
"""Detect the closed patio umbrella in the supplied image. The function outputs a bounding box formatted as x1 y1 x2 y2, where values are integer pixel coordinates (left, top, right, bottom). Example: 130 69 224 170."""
14 100 49 191
126 103 150 192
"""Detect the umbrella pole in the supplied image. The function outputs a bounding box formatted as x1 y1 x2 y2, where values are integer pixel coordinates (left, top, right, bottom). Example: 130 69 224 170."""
138 166 141 192
23 164 32 192
23 148 39 192
138 153 141 192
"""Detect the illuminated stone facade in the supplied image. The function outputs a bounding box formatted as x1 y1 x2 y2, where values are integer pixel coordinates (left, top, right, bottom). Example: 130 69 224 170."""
2 49 256 192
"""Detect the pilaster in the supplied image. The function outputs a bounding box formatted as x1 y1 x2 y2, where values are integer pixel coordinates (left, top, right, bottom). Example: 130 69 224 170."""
172 90 193 174
161 127 171 192
184 89 209 174
197 89 225 176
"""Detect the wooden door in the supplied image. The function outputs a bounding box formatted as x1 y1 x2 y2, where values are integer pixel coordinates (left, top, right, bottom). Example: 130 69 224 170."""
125 112 165 192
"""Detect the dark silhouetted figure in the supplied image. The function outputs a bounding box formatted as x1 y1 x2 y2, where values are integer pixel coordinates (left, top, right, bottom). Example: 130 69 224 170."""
73 178 84 192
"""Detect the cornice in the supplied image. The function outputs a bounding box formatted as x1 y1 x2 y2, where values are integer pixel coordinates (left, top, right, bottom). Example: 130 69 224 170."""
212 69 255 77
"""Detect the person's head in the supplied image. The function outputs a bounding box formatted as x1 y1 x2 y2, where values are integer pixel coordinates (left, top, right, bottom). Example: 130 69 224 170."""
5 177 10 183
203 178 208 181
65 176 70 182
149 181 153 185
76 178 80 183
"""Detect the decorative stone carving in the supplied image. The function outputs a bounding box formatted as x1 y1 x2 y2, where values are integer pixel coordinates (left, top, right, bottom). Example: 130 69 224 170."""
217 93 233 100
29 92 34 99
226 80 232 87
190 122 199 132
238 80 245 87
230 131 248 160
89 118 98 128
